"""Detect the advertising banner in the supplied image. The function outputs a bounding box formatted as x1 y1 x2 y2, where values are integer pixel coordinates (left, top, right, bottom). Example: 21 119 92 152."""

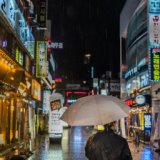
36 41 47 78
24 41 35 58
43 90 51 114
31 79 41 101
48 42 64 49
148 0 160 82
25 54 31 73
149 14 160 47
149 48 160 81
149 0 160 13
144 113 152 131
16 48 24 66
49 93 63 138
0 0 16 27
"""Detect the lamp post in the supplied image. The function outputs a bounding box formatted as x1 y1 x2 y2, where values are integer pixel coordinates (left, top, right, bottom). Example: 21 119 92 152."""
106 71 112 95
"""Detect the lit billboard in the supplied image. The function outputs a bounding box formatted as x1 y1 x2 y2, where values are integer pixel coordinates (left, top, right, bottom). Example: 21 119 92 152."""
43 90 51 114
148 0 160 82
32 79 41 101
149 48 160 81
36 41 48 77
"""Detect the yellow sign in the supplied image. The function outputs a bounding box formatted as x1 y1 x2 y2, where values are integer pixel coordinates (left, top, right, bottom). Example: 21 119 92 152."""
150 48 160 81
36 41 48 77
32 79 41 101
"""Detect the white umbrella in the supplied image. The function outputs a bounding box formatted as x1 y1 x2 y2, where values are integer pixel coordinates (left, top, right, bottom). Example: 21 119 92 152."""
60 95 130 126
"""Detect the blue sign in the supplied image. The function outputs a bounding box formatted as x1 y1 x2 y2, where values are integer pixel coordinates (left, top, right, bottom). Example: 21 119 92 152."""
144 113 152 131
149 0 160 13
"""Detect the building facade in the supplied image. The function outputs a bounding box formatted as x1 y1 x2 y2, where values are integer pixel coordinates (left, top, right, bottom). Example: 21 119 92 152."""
120 0 152 143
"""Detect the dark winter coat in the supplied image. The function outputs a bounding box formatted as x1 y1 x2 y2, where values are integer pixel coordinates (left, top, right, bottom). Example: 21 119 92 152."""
85 129 132 160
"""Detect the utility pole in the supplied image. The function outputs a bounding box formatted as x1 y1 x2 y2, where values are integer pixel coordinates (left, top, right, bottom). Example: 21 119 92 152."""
106 71 112 95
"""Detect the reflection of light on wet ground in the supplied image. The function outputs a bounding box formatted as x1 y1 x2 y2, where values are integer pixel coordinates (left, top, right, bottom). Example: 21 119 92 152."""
48 144 63 160
140 147 152 160
73 127 82 141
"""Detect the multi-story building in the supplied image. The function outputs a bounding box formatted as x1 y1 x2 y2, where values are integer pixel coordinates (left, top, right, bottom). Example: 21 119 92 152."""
120 0 152 143
0 0 53 152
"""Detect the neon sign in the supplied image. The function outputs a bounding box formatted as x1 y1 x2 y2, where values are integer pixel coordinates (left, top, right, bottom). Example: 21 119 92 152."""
124 99 135 107
149 48 160 81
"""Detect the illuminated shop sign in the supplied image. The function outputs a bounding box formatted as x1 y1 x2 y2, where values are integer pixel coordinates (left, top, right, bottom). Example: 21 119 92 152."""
149 14 160 47
24 41 35 58
125 66 138 79
110 83 120 92
124 99 136 107
0 0 16 27
8 0 15 26
25 54 31 72
125 95 151 107
54 77 62 83
66 91 90 106
32 79 41 101
0 0 7 16
43 90 51 114
100 89 107 95
48 42 63 49
67 99 77 104
149 0 160 13
16 48 24 66
144 113 152 131
140 72 149 88
149 48 160 81
135 95 146 105
137 57 148 70
36 41 47 77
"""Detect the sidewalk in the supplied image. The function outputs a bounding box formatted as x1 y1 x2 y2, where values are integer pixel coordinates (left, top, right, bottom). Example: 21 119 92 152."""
0 142 24 158
128 141 152 160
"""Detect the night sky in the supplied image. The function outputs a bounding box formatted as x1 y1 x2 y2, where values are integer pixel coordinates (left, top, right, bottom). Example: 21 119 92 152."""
48 0 126 84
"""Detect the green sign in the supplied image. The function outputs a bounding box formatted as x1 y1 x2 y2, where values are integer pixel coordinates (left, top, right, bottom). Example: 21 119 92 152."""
150 48 160 81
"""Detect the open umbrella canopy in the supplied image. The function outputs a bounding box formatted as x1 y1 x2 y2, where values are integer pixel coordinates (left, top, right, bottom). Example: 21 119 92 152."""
60 95 130 126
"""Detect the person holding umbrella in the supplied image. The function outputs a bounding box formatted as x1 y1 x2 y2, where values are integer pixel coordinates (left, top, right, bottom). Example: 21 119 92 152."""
85 121 132 160
61 95 132 159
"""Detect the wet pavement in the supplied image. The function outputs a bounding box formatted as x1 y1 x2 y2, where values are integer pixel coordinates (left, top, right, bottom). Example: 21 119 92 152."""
0 126 158 160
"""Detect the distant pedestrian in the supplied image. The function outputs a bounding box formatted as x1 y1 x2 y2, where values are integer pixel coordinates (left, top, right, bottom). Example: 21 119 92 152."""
134 130 140 152
85 121 132 160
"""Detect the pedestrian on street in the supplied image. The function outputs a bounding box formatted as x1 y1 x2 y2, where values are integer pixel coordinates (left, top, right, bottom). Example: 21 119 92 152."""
134 129 140 152
85 121 132 160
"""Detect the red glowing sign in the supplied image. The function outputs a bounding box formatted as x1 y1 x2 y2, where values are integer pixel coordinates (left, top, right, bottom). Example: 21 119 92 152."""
124 99 135 107
65 91 90 106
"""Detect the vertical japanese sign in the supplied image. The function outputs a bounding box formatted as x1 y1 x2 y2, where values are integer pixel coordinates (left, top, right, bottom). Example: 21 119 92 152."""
148 0 160 81
37 0 46 28
36 41 47 77
43 90 51 114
